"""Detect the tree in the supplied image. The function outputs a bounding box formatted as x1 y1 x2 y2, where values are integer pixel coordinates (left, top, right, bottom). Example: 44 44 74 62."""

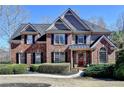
88 16 98 25
116 12 124 31
0 5 29 60
88 17 106 29
111 31 124 49
111 12 124 49
97 17 106 28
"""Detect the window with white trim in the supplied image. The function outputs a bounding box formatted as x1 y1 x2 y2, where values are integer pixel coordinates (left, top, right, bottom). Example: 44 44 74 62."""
54 34 65 45
18 53 26 64
77 35 84 44
35 53 41 64
99 47 107 63
54 52 65 62
27 35 33 44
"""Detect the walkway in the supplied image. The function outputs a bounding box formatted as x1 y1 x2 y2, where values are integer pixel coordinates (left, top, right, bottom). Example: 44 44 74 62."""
0 70 84 78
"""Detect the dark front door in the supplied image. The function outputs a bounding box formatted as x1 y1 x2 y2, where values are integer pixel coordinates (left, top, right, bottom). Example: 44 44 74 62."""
78 52 86 66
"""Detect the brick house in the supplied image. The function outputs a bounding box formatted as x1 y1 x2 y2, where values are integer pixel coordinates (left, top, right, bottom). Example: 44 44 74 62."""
10 8 117 68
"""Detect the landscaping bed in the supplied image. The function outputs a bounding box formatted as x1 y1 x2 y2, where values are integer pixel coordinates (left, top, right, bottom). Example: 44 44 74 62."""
0 64 28 74
0 63 70 75
84 64 115 78
30 63 70 74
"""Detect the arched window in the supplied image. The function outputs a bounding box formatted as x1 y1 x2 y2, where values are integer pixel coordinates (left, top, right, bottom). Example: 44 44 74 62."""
99 47 107 63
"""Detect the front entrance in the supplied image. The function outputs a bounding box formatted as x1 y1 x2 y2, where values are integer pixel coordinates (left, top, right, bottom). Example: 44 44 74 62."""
78 52 86 66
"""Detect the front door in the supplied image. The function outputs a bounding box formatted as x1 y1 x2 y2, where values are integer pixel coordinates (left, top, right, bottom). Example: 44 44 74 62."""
78 52 86 66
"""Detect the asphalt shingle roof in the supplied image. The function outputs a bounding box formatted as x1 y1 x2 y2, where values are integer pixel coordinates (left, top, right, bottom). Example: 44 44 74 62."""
11 9 111 40
11 24 50 40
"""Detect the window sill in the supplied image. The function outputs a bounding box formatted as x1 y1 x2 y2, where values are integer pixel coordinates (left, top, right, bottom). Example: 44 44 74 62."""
53 44 66 46
25 43 35 45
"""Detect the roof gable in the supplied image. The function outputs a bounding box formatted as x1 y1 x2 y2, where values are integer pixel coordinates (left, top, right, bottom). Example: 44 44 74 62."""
61 8 91 31
91 35 117 48
46 17 71 31
11 24 50 40
21 23 38 33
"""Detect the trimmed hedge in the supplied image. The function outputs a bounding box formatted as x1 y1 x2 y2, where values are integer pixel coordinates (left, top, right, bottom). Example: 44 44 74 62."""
114 63 124 80
0 64 28 74
0 65 13 74
84 64 115 78
37 63 70 74
12 64 28 74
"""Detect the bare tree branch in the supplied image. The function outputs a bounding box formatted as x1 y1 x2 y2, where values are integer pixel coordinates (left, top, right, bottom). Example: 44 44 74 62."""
0 5 29 60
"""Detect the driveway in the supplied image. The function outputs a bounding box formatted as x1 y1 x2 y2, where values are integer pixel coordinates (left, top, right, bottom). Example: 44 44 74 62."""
0 76 124 87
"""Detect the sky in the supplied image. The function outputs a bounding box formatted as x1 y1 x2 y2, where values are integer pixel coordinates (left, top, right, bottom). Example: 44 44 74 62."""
1 5 124 48
24 5 124 28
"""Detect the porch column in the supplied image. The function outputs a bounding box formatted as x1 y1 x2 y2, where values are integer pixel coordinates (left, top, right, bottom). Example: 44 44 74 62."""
71 50 73 68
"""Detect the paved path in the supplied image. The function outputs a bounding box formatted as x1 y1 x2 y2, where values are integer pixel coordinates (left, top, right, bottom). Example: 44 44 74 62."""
0 70 84 78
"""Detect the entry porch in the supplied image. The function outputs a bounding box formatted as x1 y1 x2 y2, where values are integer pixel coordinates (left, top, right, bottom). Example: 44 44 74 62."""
69 44 92 68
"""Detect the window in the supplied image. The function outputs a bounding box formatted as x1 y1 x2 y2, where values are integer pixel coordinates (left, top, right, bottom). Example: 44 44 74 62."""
35 53 41 64
18 53 26 64
99 47 107 63
54 52 65 62
27 35 33 44
77 35 84 44
54 34 65 45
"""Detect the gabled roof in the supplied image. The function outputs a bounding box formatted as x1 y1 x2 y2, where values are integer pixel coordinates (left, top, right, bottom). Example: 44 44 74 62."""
11 23 50 40
20 23 40 33
11 8 111 40
91 35 117 48
60 8 91 31
46 17 71 31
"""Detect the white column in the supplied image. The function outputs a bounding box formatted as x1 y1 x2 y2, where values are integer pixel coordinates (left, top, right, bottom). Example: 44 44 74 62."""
71 50 73 68
19 53 21 64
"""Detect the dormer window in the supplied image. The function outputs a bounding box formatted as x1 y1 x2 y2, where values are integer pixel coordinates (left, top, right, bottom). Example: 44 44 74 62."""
27 35 33 44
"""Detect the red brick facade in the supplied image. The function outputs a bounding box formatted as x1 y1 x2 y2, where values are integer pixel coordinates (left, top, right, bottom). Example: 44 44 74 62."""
11 33 116 66
46 33 72 63
11 35 46 65
92 38 115 64
10 9 117 66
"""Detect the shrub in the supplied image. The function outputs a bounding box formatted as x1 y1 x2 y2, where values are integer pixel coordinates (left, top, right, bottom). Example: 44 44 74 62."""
116 49 124 65
84 64 115 78
37 63 70 74
113 63 124 80
12 64 28 74
0 65 13 74
30 64 40 72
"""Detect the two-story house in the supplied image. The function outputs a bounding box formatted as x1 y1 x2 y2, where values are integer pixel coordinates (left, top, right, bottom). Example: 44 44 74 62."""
10 8 117 68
